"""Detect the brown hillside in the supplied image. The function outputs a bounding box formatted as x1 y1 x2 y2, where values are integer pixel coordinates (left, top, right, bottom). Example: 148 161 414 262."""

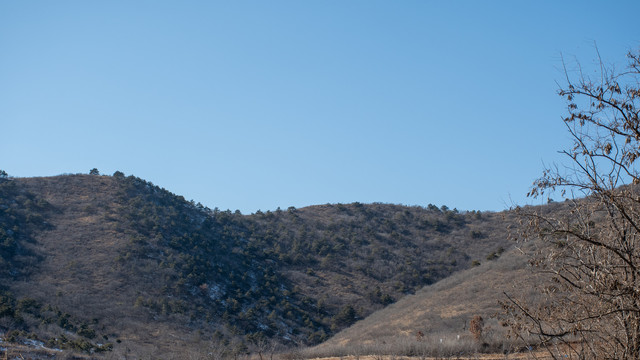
311 246 540 354
11 175 200 355
0 173 536 358
307 204 572 358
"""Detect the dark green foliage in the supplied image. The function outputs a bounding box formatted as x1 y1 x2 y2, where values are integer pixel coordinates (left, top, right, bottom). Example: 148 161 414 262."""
0 180 49 276
307 329 328 344
0 290 17 319
77 324 96 339
0 290 105 352
4 330 26 342
332 305 357 330
46 334 112 353
486 247 504 261
369 286 394 305
16 297 39 314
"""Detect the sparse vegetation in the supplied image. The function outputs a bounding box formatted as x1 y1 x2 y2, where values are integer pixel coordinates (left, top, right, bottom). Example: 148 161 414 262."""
309 239 543 359
0 172 521 358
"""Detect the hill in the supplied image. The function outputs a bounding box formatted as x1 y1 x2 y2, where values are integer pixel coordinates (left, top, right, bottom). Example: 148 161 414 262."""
306 245 541 358
0 172 520 358
306 202 571 358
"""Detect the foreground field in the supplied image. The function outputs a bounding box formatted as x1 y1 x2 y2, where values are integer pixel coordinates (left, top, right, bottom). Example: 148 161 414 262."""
314 358 552 360
0 350 558 360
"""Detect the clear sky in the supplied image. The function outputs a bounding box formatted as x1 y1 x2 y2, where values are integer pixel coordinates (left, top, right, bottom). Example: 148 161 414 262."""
1 1 639 214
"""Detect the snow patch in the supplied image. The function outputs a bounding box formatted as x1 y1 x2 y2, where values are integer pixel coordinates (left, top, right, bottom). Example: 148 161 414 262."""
208 284 224 300
23 339 45 348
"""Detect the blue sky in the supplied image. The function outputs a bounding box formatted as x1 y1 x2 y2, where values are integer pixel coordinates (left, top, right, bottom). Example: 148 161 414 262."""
1 1 639 213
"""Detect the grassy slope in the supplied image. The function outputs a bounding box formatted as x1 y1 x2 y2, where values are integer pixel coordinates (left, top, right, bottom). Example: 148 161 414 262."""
312 247 537 351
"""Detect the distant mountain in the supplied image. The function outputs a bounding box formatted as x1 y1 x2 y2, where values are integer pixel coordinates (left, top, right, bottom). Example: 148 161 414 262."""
0 172 519 358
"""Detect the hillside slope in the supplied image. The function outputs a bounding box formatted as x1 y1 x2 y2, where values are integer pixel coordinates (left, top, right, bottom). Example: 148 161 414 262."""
0 172 520 357
308 203 572 357
246 202 518 332
309 245 542 356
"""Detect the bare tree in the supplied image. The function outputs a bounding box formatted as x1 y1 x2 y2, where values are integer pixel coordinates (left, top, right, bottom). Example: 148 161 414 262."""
249 337 278 360
469 315 484 342
505 47 640 359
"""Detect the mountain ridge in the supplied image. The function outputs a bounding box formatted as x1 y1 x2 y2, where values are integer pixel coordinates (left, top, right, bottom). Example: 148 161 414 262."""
0 172 519 358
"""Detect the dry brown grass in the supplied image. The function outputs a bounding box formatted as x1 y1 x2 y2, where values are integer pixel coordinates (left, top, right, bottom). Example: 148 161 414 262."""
305 240 553 359
305 354 555 360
